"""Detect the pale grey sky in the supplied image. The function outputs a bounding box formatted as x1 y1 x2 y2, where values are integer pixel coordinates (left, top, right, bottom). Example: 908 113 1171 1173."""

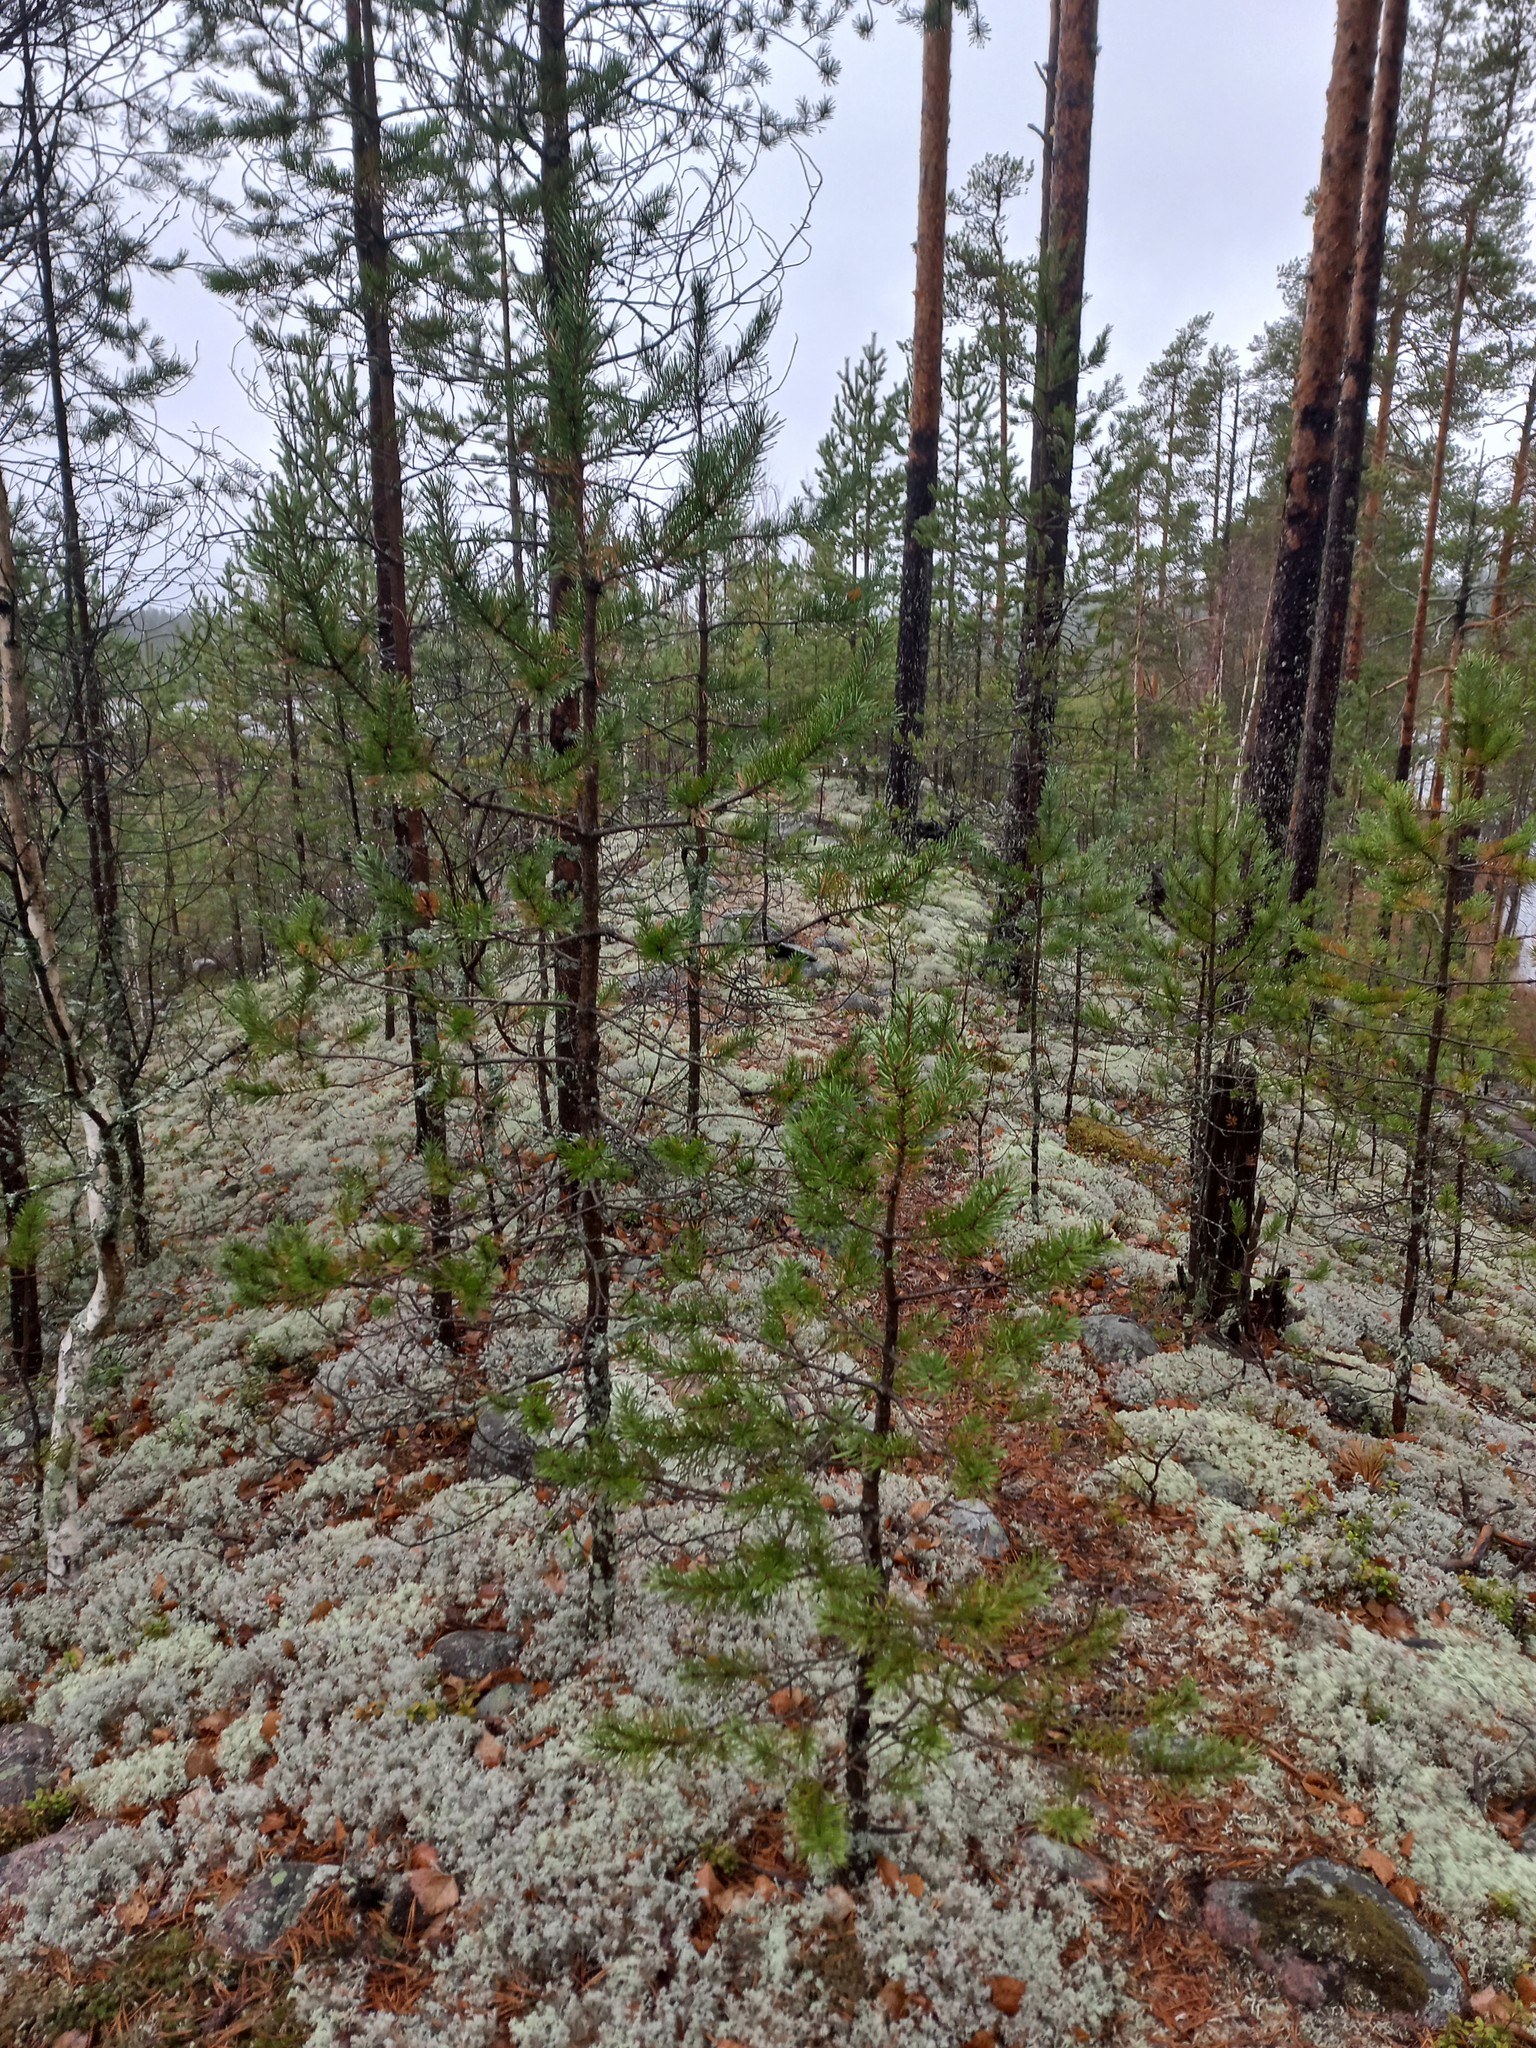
766 0 1338 490
145 3 1339 502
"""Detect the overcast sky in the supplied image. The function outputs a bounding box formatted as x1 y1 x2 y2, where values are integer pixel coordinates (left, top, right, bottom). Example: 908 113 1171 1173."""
149 2 1339 499
762 0 1338 491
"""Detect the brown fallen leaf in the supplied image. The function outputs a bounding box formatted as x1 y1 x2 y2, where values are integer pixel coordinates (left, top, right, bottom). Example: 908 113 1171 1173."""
1387 1876 1420 1909
875 1853 902 1892
1358 1848 1396 1885
875 1978 908 2020
1342 1804 1367 1827
309 1598 337 1622
964 2033 997 2048
475 1731 504 1767
903 1871 925 1901
990 1975 1027 2016
407 1867 460 1917
767 1686 809 1721
260 1709 280 1741
1400 1831 1415 1859
186 1740 219 1782
117 1887 151 1931
408 1843 441 1871
1516 1972 1536 2008
821 1885 857 1929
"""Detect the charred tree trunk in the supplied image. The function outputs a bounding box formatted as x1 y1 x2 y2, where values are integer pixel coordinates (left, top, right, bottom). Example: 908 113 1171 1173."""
345 0 456 1350
887 0 953 826
0 951 42 1388
1246 0 1381 856
1185 1058 1264 1324
999 0 1096 983
1288 0 1408 904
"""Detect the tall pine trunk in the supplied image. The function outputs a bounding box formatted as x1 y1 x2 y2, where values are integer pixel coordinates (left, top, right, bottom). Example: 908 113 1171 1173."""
1246 0 1380 856
1342 6 1449 698
999 0 1097 983
1288 0 1408 903
1487 364 1536 642
538 0 615 1620
345 0 456 1349
1393 205 1474 786
887 0 953 825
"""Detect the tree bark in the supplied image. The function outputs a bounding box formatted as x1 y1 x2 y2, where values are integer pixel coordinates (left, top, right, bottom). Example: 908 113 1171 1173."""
538 0 614 1622
345 0 456 1349
1186 1058 1264 1324
1246 0 1381 856
0 464 126 1591
1288 0 1408 904
887 0 953 824
1342 4 1449 698
20 25 150 1258
999 0 1096 965
1487 363 1536 642
0 948 42 1389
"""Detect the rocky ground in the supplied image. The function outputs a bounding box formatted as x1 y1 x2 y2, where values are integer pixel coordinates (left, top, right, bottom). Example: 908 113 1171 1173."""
2 867 1536 2047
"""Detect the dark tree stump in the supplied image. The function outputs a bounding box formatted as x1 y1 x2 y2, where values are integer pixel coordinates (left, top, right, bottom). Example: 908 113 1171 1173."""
1186 1059 1265 1323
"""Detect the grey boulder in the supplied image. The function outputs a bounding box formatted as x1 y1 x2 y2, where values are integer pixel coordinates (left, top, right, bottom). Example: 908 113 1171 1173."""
468 1404 535 1482
207 1860 331 1958
431 1630 519 1684
947 1499 1009 1561
1202 1858 1462 2026
1080 1313 1159 1366
1020 1833 1108 1886
0 1820 110 1902
0 1724 55 1808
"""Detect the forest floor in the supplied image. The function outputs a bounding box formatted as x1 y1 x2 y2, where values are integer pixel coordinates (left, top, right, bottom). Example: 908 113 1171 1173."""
2 856 1536 2047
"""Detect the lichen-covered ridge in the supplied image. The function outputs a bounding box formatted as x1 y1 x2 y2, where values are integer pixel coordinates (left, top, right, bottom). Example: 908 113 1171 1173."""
2 891 1536 2047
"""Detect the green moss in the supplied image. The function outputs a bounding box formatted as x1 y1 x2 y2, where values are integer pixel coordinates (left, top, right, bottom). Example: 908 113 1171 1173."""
0 1786 77 1856
0 1926 307 2048
1242 1877 1428 2012
1037 1802 1096 1846
1461 1575 1527 1638
1064 1115 1169 1173
1435 2022 1520 2048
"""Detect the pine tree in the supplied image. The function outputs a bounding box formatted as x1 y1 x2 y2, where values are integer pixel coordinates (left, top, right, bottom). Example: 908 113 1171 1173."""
596 993 1108 1872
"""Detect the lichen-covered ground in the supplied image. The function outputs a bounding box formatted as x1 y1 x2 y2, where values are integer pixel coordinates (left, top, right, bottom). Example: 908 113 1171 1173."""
3 859 1536 2047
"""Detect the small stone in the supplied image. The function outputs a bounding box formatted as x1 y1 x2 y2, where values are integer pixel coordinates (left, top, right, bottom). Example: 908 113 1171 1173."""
948 1499 1008 1560
1202 1858 1462 2025
1079 1313 1159 1366
430 1630 519 1684
467 1405 535 1483
0 1724 55 1807
842 993 882 1017
475 1681 526 1721
1178 1455 1255 1510
1020 1834 1108 1886
207 1861 329 1958
0 1821 110 1902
